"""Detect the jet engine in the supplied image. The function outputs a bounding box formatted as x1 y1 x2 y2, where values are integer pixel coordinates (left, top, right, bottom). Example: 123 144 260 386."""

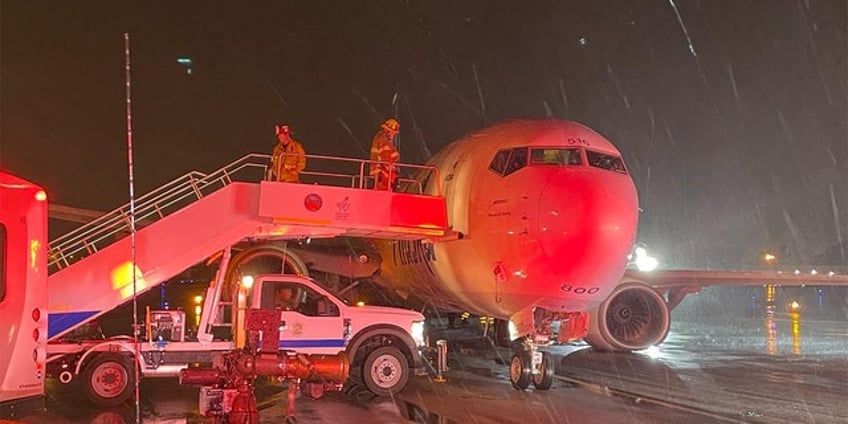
585 282 670 351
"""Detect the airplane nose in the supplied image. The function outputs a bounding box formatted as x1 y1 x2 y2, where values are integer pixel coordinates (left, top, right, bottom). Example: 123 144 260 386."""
536 170 639 293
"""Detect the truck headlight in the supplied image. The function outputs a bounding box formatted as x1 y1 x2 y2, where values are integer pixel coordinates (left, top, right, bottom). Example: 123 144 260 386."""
411 320 426 347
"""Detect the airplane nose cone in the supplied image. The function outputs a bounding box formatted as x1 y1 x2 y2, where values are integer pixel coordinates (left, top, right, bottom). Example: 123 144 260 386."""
536 170 639 294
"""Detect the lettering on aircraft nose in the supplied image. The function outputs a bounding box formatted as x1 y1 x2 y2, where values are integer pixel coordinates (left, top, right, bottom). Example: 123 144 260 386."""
392 240 436 273
561 284 600 294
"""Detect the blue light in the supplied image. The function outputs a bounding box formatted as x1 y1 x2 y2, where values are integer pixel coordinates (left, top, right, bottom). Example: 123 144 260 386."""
177 57 192 65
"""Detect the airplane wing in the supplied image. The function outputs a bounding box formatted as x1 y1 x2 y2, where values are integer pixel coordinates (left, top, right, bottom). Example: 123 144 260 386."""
625 268 848 310
625 269 848 288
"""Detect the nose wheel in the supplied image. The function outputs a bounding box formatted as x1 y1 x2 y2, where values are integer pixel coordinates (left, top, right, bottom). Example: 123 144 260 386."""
509 346 554 391
532 351 554 390
509 352 531 390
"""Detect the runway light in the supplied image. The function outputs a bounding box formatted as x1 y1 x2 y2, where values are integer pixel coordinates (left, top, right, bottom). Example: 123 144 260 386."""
762 253 776 265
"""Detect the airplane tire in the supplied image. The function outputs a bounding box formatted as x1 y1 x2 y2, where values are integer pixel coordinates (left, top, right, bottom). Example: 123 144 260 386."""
509 352 531 390
81 353 135 406
532 351 554 390
362 346 409 396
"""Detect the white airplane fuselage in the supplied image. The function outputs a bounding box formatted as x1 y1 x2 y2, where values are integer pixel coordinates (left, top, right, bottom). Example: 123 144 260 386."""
373 120 639 320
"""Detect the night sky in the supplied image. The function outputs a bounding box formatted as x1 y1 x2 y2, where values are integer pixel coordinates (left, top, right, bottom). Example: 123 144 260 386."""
1 1 846 268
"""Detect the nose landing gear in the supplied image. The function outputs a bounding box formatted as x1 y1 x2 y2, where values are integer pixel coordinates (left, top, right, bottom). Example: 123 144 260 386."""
509 339 554 391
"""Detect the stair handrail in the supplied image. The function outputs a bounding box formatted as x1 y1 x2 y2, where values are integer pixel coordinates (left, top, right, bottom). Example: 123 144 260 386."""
48 154 271 270
48 152 441 271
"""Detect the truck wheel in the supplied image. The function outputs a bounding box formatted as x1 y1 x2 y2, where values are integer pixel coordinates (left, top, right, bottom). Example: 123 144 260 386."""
81 353 135 406
362 346 409 396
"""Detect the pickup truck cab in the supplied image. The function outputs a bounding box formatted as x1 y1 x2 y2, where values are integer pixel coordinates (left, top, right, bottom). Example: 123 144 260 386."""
250 274 427 396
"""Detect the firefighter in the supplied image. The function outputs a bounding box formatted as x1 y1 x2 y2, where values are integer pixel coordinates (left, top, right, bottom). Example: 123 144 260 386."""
269 124 307 183
369 118 401 190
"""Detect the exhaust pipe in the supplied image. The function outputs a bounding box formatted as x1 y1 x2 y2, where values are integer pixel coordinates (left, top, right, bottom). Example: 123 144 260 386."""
58 370 74 384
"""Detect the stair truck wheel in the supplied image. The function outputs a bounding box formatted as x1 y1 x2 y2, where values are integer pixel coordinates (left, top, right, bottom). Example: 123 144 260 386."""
362 346 409 396
81 352 135 406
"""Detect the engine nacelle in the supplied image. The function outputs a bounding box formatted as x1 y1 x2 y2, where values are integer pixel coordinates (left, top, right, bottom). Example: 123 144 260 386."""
585 282 670 351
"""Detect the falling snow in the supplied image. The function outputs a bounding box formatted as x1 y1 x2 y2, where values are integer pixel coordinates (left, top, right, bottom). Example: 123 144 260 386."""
1 1 845 267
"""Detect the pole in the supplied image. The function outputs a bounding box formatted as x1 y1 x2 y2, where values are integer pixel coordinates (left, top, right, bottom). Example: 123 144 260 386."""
123 32 141 424
391 87 399 154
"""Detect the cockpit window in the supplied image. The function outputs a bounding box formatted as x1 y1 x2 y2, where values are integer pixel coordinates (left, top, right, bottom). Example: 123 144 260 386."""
530 148 582 166
503 147 527 176
489 147 528 177
489 149 510 175
586 150 627 174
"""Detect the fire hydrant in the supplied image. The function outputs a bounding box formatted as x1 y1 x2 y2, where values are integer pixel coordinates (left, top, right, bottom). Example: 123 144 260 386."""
179 309 349 423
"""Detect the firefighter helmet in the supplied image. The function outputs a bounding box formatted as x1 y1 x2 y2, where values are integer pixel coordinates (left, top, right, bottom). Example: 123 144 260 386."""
381 118 400 133
275 124 293 136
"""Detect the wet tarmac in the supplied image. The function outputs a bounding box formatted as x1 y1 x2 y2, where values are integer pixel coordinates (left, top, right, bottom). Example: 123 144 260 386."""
11 312 848 424
550 315 848 424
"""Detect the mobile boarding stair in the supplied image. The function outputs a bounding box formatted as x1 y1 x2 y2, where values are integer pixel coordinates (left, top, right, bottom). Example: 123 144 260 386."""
46 153 448 340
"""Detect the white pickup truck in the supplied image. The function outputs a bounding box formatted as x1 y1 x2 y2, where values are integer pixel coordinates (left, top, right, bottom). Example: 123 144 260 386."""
250 274 428 396
47 274 428 405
